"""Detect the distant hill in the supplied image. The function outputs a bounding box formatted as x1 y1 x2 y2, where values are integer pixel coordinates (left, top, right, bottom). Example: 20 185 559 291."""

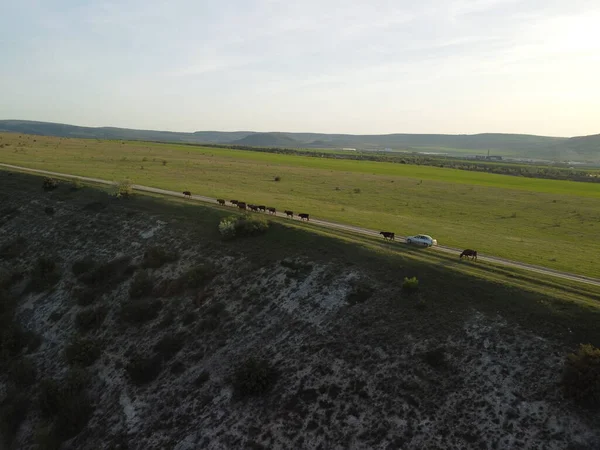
1 119 599 161
231 132 301 147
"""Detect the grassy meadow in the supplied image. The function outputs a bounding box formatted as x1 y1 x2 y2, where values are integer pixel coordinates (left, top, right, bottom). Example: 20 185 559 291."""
1 132 599 278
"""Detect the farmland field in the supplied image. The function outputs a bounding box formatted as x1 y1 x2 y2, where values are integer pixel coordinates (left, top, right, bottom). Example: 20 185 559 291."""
1 132 599 278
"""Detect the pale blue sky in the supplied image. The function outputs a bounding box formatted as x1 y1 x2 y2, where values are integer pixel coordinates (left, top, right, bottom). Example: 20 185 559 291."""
1 0 599 136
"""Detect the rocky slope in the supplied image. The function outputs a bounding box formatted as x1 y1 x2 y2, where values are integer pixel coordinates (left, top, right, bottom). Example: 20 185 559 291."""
0 174 598 450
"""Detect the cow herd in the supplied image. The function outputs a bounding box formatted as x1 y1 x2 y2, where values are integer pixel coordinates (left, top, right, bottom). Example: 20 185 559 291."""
182 191 310 221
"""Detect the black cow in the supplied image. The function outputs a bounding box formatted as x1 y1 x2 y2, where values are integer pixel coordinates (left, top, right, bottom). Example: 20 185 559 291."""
230 200 239 205
258 205 266 212
217 198 225 205
380 231 395 240
267 207 276 215
284 210 294 218
299 213 310 221
237 202 247 210
182 191 192 197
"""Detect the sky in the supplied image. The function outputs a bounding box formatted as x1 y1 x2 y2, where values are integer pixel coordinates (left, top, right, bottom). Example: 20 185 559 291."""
1 0 599 136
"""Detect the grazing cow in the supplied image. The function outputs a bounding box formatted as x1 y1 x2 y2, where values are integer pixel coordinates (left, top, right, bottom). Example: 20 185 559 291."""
299 213 310 221
380 231 395 240
182 191 192 197
460 249 477 260
284 210 294 218
258 205 266 212
237 202 247 210
230 200 239 205
217 199 225 205
267 207 276 215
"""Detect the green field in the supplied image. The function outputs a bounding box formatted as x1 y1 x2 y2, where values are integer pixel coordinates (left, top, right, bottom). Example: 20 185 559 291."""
1 132 599 278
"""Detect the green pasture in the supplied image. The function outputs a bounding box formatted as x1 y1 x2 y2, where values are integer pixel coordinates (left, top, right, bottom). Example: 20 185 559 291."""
1 132 599 278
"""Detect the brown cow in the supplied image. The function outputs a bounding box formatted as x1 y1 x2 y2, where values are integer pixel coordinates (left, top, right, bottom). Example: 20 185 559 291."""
380 231 395 240
284 210 294 218
460 249 477 260
299 213 310 221
267 207 276 214
182 191 191 197
217 199 225 205
237 202 247 210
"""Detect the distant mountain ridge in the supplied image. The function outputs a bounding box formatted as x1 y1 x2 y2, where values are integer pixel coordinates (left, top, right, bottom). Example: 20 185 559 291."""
1 119 599 161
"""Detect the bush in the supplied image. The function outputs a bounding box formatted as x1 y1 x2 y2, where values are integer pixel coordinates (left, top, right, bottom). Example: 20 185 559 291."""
79 256 134 288
126 353 162 385
563 343 600 409
184 264 216 289
120 298 162 324
29 257 61 292
274 176 281 182
353 188 361 194
38 369 92 443
218 214 269 240
141 246 179 269
153 333 185 362
65 336 101 367
8 357 37 387
75 305 107 332
42 178 58 191
115 179 133 198
0 392 29 446
0 236 26 260
70 179 83 191
71 258 96 277
402 276 419 293
231 356 278 398
129 270 153 298
71 286 100 306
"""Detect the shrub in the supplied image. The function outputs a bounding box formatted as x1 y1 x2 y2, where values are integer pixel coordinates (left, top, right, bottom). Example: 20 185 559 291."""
126 353 162 385
71 258 96 277
141 246 179 269
29 257 61 292
71 286 100 306
194 370 210 387
129 270 153 298
120 299 163 324
79 256 134 288
65 336 101 367
115 179 133 198
0 392 29 446
42 177 59 191
353 188 361 194
0 236 26 260
346 282 373 305
70 179 83 191
231 356 278 398
8 357 37 387
75 305 107 332
184 264 216 289
153 333 185 362
402 276 419 293
423 348 448 369
274 176 281 182
38 369 92 443
563 343 600 409
219 214 269 240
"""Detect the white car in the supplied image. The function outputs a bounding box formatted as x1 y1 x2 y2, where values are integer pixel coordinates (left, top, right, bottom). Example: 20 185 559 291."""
406 234 437 247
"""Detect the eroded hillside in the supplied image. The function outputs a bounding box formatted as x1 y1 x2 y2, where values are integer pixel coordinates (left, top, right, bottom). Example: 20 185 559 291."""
0 172 599 450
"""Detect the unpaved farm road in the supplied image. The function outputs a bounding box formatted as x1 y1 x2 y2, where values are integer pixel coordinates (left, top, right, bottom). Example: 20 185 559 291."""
2 162 600 288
